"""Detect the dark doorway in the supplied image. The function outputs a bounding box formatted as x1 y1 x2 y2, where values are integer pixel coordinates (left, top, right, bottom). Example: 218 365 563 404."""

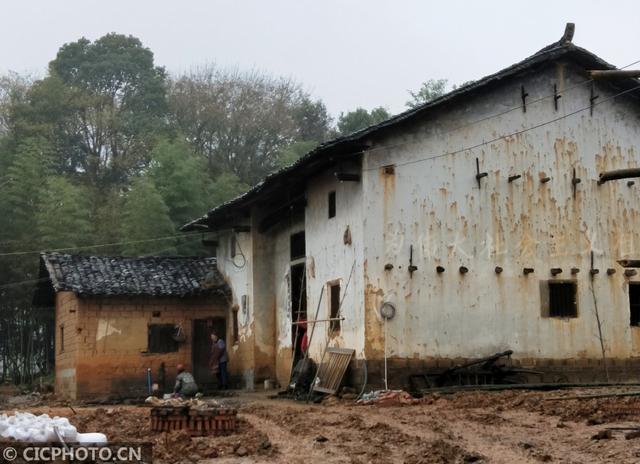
192 317 226 391
291 263 307 363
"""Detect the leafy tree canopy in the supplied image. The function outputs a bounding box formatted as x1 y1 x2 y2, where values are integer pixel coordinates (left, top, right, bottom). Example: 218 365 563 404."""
120 176 176 256
37 177 92 249
406 78 449 109
337 106 391 136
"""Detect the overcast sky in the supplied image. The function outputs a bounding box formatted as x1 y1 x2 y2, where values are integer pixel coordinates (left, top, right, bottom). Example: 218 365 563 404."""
1 0 639 118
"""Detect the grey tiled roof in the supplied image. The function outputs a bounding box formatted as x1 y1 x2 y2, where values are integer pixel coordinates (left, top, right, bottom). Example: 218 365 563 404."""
38 253 229 298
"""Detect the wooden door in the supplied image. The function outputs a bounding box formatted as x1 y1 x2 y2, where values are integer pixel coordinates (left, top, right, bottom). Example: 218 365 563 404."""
192 318 226 390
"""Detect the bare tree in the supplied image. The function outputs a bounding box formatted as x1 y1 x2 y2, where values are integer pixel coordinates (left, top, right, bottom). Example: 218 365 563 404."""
168 65 331 185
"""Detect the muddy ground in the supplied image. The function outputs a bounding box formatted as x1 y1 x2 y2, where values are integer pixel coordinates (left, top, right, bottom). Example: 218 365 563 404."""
3 387 640 463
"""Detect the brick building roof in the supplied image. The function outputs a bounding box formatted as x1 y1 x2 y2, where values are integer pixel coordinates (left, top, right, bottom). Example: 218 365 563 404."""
35 253 229 303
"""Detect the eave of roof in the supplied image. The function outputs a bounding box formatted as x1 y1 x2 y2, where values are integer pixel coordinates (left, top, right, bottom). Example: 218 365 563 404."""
181 35 635 232
34 253 230 305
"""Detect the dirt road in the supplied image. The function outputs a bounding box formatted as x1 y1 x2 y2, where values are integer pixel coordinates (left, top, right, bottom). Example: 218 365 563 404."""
3 388 640 463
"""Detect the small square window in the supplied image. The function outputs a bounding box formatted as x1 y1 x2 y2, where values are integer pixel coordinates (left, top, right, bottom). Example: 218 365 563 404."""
328 191 336 218
290 232 306 260
629 284 640 326
148 324 179 353
544 281 578 318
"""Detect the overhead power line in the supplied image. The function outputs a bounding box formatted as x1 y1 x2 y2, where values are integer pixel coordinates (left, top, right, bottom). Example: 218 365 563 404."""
0 231 204 258
0 235 206 289
364 82 640 172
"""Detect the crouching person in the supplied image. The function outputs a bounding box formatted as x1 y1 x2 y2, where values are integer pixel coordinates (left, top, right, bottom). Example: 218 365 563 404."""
173 363 198 398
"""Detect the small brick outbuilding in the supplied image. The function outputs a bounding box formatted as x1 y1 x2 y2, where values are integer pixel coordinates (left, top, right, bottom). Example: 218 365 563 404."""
34 253 231 400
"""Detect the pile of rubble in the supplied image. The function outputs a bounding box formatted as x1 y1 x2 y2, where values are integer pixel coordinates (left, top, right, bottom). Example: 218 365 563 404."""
144 396 221 410
357 390 421 406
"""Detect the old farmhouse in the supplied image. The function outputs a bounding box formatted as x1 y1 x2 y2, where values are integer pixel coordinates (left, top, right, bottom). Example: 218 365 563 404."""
35 254 230 399
179 26 640 390
35 26 640 397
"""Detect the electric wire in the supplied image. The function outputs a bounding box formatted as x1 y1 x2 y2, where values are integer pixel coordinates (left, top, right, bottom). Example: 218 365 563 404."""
0 235 206 289
0 231 205 257
357 56 640 163
363 82 640 172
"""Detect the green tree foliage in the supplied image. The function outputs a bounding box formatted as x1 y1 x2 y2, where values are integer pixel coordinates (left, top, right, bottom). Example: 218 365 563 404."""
406 78 449 109
149 138 214 226
12 34 168 186
0 138 55 378
121 177 176 256
209 173 250 208
275 140 319 169
0 138 52 243
36 177 92 249
337 107 391 136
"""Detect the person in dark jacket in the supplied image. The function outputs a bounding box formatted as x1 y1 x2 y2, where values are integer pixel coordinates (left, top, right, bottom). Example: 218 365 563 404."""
209 332 228 389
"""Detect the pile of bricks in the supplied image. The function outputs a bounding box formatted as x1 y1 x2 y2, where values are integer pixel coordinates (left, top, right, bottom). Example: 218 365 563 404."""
150 406 238 436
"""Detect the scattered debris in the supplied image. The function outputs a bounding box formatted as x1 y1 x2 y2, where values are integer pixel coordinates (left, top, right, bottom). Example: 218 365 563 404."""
591 429 613 440
235 445 248 456
144 396 221 410
626 430 640 440
357 390 421 406
409 350 544 392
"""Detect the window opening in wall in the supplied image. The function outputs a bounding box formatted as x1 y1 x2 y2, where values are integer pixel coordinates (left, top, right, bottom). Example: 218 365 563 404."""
290 263 307 363
629 283 640 326
330 282 341 332
148 324 179 353
230 234 237 258
60 326 64 353
548 281 578 318
232 306 240 343
328 191 336 218
290 231 306 261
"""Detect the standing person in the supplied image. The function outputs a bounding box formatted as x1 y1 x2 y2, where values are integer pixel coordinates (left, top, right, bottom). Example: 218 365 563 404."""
209 331 228 389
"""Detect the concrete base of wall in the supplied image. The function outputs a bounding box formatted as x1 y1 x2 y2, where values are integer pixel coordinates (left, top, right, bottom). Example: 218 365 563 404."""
343 357 640 392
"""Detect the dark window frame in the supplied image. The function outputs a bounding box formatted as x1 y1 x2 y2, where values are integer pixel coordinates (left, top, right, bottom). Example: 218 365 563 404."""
545 280 578 318
328 191 336 219
630 283 640 327
329 282 341 333
290 231 306 261
60 325 65 353
232 305 240 344
148 324 179 353
230 234 237 258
